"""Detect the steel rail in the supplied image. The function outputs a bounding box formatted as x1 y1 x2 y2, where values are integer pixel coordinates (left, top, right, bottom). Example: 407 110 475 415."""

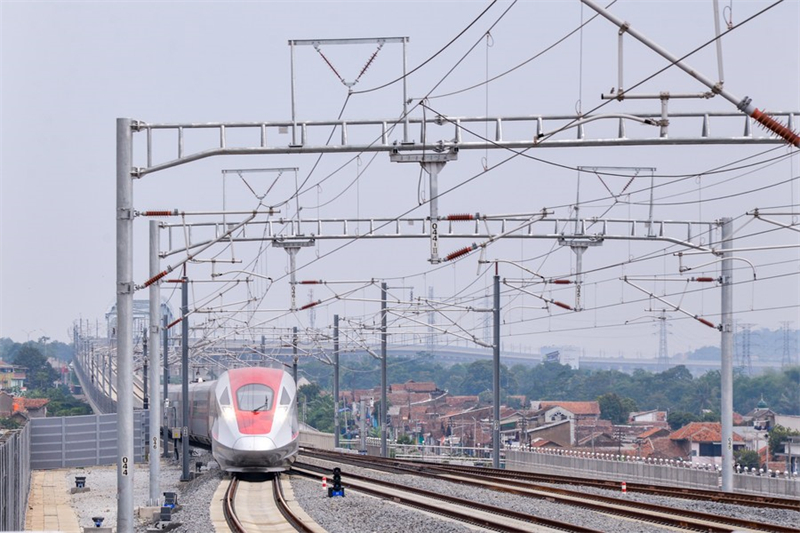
300 450 799 532
222 477 246 533
425 461 800 513
272 474 316 533
292 464 601 533
305 448 800 511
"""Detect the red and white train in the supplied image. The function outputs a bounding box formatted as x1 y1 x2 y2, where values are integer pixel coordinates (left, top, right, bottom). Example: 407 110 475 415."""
167 367 299 472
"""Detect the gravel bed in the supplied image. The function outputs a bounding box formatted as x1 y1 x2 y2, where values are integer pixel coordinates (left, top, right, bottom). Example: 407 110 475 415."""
67 450 222 533
290 474 480 533
295 455 674 532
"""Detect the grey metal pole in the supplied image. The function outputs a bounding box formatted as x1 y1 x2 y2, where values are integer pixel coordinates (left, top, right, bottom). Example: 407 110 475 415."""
292 326 298 385
381 283 388 457
148 220 161 506
492 273 501 469
721 217 734 491
143 337 148 410
180 277 190 481
333 314 340 449
290 40 297 146
162 314 169 458
116 117 134 533
360 398 367 452
402 38 409 144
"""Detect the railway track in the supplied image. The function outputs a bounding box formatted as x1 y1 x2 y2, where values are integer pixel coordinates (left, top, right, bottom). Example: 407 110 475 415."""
303 448 800 511
301 449 800 532
222 473 322 533
292 464 603 532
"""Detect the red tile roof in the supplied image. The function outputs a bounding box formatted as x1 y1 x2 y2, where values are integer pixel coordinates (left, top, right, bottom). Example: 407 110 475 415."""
21 398 49 409
650 436 688 460
538 401 600 416
669 422 744 443
637 427 669 439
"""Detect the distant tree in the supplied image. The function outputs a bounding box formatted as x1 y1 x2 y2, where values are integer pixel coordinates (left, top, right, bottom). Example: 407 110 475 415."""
0 417 21 430
26 386 91 416
768 425 800 459
460 360 495 396
667 411 698 430
597 392 636 424
13 345 59 391
700 410 720 422
505 396 524 409
396 433 413 445
734 449 760 469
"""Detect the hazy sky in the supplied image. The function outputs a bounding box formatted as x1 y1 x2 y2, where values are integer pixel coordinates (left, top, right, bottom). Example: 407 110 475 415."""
2 1 799 361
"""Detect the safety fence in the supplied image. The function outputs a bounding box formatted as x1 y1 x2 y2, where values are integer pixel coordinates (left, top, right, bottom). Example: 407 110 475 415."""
505 448 800 498
0 424 31 532
29 411 147 470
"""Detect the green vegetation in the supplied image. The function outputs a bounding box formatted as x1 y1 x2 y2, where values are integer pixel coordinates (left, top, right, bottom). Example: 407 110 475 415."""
299 353 800 418
734 449 760 469
1 338 90 418
597 392 638 424
298 383 334 432
1 337 73 363
768 425 800 459
11 344 60 391
26 386 92 417
0 417 22 430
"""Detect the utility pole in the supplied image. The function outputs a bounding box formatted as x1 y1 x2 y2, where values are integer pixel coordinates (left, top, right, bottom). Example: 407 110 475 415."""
657 310 669 370
142 335 148 410
720 218 734 492
333 314 340 449
162 314 169 459
781 321 793 369
381 282 388 458
492 270 501 469
180 277 190 482
115 117 134 533
292 326 298 385
147 220 161 506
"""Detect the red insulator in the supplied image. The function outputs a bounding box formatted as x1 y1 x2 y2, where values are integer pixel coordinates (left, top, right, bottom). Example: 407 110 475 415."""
752 109 800 147
694 277 716 283
553 301 573 311
143 270 168 288
142 210 174 217
444 244 477 262
167 318 182 329
299 280 322 284
446 213 475 221
300 301 320 310
697 317 716 329
551 279 572 285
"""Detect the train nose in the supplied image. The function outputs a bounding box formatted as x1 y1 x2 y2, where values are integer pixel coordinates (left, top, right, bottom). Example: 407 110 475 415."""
232 436 277 451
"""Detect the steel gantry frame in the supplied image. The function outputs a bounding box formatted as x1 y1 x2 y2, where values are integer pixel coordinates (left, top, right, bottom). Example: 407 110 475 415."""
116 9 800 530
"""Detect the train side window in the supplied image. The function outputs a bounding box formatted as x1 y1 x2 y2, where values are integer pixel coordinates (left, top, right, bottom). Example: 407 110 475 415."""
280 388 291 406
237 384 274 412
219 388 231 406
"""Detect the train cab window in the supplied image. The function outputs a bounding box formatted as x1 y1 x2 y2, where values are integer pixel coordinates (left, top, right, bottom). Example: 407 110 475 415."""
237 384 274 412
219 388 231 407
280 388 291 406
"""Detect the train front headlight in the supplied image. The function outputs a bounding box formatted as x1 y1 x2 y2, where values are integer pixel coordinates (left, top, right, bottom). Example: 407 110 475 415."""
273 406 288 426
220 405 236 422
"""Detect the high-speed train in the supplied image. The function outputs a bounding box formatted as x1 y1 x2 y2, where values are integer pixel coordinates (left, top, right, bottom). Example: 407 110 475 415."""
167 367 299 472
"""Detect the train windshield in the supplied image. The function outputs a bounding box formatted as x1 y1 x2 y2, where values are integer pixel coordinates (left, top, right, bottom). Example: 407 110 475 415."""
237 384 274 412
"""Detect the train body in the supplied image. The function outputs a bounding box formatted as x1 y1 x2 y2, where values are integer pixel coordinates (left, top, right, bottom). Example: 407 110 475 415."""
167 367 299 472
